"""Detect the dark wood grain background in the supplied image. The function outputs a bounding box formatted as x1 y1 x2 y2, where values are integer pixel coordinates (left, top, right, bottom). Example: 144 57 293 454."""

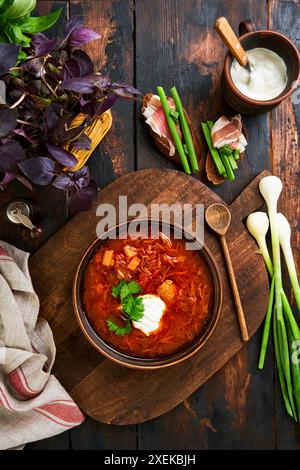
0 0 299 450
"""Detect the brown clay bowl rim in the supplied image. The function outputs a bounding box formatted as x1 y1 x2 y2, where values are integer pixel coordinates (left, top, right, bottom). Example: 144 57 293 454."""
73 219 223 370
224 29 300 106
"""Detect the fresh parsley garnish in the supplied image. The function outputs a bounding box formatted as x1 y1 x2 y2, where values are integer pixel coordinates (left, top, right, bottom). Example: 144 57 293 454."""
106 280 144 336
111 280 141 300
106 319 131 336
121 280 142 300
112 280 126 298
122 295 144 321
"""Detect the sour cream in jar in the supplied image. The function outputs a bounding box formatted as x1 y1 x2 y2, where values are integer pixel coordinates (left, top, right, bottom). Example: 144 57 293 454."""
230 47 287 101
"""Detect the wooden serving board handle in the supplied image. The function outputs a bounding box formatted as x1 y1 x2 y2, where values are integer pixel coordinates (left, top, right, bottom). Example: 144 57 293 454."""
214 16 249 67
230 170 270 223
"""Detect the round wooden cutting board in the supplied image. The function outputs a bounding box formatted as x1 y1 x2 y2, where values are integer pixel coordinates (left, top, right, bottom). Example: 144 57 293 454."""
29 169 269 425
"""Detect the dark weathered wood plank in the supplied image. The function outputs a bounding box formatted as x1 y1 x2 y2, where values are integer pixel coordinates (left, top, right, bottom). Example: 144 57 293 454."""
135 0 274 450
25 431 70 450
269 0 300 450
70 0 135 187
70 417 137 450
138 339 275 450
68 0 136 450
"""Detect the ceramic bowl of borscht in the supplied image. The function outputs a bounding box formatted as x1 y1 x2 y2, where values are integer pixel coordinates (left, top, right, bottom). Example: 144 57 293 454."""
73 219 222 369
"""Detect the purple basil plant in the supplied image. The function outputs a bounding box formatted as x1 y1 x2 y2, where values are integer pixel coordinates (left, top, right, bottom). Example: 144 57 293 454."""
0 16 140 213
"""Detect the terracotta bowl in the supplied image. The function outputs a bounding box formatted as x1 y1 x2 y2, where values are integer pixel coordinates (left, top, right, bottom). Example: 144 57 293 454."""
73 220 222 370
222 20 300 115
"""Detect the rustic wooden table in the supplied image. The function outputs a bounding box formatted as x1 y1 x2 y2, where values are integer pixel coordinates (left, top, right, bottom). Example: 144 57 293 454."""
1 0 299 450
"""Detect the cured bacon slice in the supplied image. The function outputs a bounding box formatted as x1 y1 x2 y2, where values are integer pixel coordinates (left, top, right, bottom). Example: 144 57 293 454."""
211 114 247 152
142 94 177 156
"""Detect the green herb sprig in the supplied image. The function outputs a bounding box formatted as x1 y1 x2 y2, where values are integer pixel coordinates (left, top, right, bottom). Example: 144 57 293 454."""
107 280 144 336
0 0 62 61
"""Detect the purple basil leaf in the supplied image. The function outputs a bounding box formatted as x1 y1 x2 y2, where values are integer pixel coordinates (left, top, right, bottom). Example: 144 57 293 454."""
72 133 91 150
80 101 97 116
22 58 44 77
112 82 141 98
69 180 98 214
16 174 33 191
0 172 14 187
63 58 80 80
89 75 111 90
13 128 35 144
98 94 119 114
43 105 59 133
31 33 57 57
67 28 101 47
0 141 26 172
0 44 19 76
81 93 118 118
60 77 95 94
52 173 74 190
55 125 85 145
73 165 90 189
52 165 91 191
72 50 94 77
50 114 75 143
79 96 91 106
0 108 17 138
46 142 77 167
19 157 55 186
65 16 83 34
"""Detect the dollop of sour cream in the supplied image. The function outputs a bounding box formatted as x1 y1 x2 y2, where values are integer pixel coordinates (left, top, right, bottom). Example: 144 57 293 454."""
132 294 166 336
230 47 287 101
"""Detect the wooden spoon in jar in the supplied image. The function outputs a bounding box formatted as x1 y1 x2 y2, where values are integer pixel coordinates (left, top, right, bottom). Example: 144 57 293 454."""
205 203 249 341
214 16 251 74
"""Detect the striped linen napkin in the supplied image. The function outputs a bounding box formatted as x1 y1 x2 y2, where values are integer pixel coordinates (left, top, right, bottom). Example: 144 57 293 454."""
0 241 85 450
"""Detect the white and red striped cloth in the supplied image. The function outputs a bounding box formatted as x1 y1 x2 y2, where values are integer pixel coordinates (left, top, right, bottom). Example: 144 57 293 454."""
0 241 85 449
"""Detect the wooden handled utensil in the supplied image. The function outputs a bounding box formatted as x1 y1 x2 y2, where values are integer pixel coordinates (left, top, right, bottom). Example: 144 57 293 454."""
214 16 251 72
205 202 249 341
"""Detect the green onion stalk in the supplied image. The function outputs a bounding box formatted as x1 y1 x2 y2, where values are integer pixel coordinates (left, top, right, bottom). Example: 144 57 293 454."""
246 176 300 421
156 86 191 175
201 122 226 176
278 213 300 315
169 86 199 173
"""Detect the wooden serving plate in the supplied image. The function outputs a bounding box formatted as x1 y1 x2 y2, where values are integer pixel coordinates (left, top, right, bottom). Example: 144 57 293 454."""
29 169 269 425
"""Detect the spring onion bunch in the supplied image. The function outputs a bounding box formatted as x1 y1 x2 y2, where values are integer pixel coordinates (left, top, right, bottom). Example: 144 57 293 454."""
246 176 300 421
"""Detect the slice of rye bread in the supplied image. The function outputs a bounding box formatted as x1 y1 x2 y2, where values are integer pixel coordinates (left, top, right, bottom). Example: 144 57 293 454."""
142 93 202 168
206 149 246 185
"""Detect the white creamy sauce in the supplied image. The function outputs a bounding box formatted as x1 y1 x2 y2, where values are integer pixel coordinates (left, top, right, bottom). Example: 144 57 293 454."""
230 48 287 101
132 294 166 336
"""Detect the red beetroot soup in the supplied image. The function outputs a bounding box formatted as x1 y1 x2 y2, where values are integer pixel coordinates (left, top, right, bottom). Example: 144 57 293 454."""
83 234 214 358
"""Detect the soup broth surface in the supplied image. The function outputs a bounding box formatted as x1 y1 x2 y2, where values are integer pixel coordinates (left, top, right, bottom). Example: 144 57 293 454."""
83 234 214 358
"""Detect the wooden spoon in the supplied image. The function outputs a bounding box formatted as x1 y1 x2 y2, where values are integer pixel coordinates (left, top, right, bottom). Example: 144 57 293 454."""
205 203 249 341
214 17 251 73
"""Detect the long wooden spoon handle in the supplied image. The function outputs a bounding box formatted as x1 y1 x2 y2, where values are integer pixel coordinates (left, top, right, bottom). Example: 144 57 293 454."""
214 17 249 67
220 235 249 341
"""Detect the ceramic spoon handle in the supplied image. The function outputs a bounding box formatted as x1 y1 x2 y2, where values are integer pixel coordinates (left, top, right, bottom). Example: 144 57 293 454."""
214 16 249 67
220 235 249 341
